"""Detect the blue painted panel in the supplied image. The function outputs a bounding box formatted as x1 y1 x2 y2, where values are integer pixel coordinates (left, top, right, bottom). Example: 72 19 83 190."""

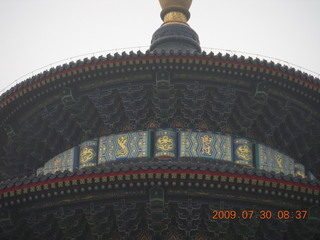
307 171 316 180
256 144 294 175
36 167 44 176
233 138 253 167
43 147 78 174
178 131 232 161
79 139 98 169
294 162 305 178
154 129 177 158
98 131 151 163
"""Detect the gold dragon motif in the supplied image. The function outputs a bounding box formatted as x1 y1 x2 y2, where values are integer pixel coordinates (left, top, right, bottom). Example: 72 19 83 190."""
80 147 95 163
201 134 213 156
116 135 129 158
236 145 252 161
156 135 174 151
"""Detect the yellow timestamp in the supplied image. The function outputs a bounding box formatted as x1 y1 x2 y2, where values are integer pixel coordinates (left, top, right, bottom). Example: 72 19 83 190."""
212 210 308 220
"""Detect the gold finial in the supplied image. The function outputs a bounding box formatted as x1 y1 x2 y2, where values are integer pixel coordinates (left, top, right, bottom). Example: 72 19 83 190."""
159 0 192 26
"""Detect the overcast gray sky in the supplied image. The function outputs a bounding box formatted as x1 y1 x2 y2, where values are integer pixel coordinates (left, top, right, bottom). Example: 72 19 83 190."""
1 0 319 93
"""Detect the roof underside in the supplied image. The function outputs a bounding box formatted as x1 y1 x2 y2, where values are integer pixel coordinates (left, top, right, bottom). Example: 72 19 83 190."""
0 52 319 180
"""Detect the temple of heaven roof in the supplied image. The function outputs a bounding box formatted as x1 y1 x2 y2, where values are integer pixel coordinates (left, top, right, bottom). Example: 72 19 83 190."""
0 0 320 239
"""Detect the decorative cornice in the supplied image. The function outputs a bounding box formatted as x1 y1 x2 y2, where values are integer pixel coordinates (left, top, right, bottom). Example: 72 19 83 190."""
0 52 319 109
1 168 319 209
1 159 319 195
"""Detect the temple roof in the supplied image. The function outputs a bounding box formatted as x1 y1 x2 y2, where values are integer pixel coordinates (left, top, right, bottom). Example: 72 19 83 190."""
0 2 319 239
0 51 319 181
0 0 319 181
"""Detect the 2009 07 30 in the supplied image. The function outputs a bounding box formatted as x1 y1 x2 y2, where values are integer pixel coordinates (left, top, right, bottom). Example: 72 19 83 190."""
211 210 308 220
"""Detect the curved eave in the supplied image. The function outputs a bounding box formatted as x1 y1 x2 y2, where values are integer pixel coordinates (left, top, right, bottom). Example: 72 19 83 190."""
1 162 319 209
1 51 319 110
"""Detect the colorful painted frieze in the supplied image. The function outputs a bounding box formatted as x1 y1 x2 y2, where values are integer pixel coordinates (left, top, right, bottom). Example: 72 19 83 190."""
154 129 177 158
36 167 44 176
233 138 253 167
255 144 294 175
79 139 98 169
43 147 78 174
307 171 316 180
294 162 305 178
98 131 151 163
178 131 232 161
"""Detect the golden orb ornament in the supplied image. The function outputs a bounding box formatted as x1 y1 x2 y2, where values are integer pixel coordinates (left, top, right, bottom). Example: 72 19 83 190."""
159 0 192 12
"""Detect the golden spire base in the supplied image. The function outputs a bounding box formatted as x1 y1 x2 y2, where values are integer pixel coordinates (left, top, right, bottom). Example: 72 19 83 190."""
159 0 192 26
